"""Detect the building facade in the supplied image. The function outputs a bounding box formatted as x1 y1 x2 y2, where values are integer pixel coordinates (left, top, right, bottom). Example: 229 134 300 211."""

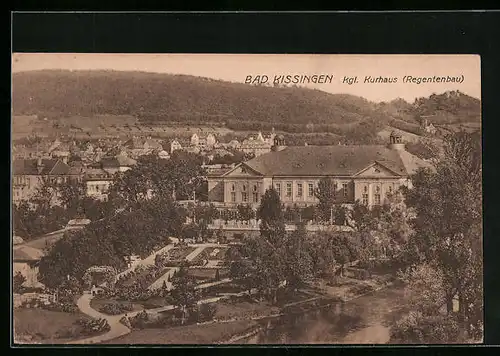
207 133 433 209
12 158 77 205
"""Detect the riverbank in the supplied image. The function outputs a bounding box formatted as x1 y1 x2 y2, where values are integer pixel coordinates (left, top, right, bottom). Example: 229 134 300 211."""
224 279 400 344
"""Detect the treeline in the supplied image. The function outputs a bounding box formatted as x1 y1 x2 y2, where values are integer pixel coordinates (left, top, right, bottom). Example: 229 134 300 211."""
413 91 481 121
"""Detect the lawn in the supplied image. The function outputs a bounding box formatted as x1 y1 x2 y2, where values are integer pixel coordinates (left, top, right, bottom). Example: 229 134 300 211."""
103 319 259 344
13 308 99 344
188 268 229 282
22 231 66 251
196 247 228 260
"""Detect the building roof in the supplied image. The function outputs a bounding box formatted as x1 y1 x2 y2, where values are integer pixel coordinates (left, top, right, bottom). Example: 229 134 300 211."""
13 245 44 262
239 145 431 177
100 155 136 168
12 158 70 176
85 167 113 180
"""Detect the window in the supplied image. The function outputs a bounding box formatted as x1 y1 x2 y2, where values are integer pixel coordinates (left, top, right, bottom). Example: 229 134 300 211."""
333 182 338 198
374 186 381 205
362 193 369 205
308 183 314 197
242 192 248 202
387 185 393 196
231 184 235 191
286 183 292 198
297 183 303 197
342 183 348 198
230 191 236 202
275 183 281 197
253 192 259 203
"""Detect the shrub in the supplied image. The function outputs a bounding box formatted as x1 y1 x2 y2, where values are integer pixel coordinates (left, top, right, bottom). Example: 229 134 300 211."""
74 318 111 335
99 302 134 315
41 302 79 313
391 311 464 344
199 303 217 322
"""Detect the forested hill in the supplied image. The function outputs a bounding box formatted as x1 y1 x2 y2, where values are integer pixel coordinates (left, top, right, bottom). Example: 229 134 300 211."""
13 70 480 134
13 70 383 125
377 91 481 124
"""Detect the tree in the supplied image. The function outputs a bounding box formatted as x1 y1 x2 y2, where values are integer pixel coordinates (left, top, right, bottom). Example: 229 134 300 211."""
372 191 416 261
13 272 26 294
108 152 206 210
328 232 361 277
237 204 255 223
403 131 482 339
315 177 336 222
257 188 286 247
56 179 87 216
284 223 313 290
170 265 198 324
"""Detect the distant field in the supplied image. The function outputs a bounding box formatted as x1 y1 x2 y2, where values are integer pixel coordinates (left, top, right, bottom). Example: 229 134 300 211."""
12 114 237 139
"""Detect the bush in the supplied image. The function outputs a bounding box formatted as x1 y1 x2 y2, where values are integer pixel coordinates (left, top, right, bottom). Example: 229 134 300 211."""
391 311 464 344
75 317 111 335
41 302 79 313
199 303 217 322
99 301 134 315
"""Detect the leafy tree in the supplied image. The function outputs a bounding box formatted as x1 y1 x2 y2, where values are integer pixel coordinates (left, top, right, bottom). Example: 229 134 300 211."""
108 152 206 210
328 232 361 277
13 272 26 294
236 204 255 223
284 223 313 290
403 131 482 338
315 177 337 222
307 233 335 277
55 179 87 215
170 265 198 324
257 188 286 247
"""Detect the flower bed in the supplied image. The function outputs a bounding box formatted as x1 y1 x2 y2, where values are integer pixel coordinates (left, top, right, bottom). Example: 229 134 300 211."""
189 249 213 266
165 246 196 261
96 301 134 315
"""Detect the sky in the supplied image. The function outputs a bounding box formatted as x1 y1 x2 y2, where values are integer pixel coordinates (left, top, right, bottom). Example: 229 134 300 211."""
12 53 481 103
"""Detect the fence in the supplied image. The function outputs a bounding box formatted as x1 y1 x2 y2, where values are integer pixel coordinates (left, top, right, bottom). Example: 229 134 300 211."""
207 219 353 232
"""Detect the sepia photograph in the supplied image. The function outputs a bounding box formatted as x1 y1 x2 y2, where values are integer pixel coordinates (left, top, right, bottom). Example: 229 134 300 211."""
11 53 482 345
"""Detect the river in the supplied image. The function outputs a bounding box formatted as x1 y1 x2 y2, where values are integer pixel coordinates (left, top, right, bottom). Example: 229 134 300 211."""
241 285 410 344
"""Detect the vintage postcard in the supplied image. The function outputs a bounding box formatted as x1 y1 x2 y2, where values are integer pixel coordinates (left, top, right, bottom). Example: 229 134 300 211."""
12 54 482 345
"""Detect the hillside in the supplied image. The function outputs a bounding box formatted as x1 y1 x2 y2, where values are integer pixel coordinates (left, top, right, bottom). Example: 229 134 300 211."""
376 91 481 125
13 70 381 126
12 70 480 145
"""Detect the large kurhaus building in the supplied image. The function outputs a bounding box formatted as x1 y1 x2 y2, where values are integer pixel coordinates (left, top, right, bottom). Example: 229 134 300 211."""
207 133 433 208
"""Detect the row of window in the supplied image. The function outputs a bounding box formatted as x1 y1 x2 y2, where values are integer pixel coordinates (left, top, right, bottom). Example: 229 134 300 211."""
275 182 349 199
361 185 394 205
